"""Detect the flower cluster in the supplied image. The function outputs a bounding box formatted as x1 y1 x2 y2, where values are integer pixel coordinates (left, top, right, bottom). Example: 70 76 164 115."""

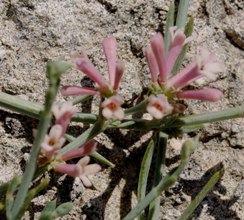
144 27 224 119
61 30 224 121
39 102 101 187
61 37 125 121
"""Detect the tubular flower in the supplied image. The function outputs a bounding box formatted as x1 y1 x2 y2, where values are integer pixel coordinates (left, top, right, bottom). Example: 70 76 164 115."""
144 28 224 110
52 102 78 136
146 95 173 119
52 156 101 187
61 36 125 97
39 102 95 164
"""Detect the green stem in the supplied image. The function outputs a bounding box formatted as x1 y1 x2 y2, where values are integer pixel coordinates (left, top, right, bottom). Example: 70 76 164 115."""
10 60 69 219
149 132 168 220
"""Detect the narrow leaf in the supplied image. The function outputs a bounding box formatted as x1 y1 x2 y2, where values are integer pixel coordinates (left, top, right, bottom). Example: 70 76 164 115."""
16 178 50 219
149 132 168 220
123 138 197 220
178 167 224 220
5 177 21 220
164 1 175 53
172 17 194 75
137 139 155 220
176 0 190 28
55 202 73 217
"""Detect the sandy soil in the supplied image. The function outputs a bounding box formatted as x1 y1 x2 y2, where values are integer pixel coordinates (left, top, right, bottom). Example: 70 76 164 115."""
0 0 243 219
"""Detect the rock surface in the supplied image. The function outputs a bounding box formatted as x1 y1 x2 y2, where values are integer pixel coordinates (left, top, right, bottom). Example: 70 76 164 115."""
0 0 243 219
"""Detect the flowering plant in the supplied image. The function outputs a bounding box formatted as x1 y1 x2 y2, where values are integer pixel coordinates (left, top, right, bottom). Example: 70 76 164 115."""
0 1 243 220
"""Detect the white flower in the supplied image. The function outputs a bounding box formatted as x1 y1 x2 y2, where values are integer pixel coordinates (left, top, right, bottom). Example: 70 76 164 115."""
146 95 173 119
196 48 224 81
101 95 124 120
52 102 78 122
41 125 65 160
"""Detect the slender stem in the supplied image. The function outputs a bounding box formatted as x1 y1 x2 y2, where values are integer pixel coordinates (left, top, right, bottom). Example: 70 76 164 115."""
11 60 69 219
149 132 168 220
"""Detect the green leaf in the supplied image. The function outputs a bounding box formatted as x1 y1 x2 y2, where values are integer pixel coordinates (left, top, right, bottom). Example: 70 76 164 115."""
39 200 57 220
164 1 175 53
59 118 105 156
178 166 224 220
16 178 49 219
149 132 168 220
123 138 197 220
137 139 155 220
41 199 57 213
5 177 21 220
172 17 194 75
55 202 73 217
176 0 190 28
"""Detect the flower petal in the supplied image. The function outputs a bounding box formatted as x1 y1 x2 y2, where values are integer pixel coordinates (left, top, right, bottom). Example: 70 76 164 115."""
151 33 168 82
61 140 97 161
113 60 125 91
102 36 117 87
144 46 158 83
61 86 98 96
75 52 107 88
176 88 224 102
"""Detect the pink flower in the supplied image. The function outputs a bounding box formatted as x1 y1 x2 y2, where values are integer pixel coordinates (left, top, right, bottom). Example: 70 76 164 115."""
53 156 101 187
41 125 65 160
101 95 124 120
176 88 224 102
146 95 173 119
148 28 191 83
145 29 224 103
52 102 78 136
61 36 125 98
61 140 97 161
167 49 224 89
